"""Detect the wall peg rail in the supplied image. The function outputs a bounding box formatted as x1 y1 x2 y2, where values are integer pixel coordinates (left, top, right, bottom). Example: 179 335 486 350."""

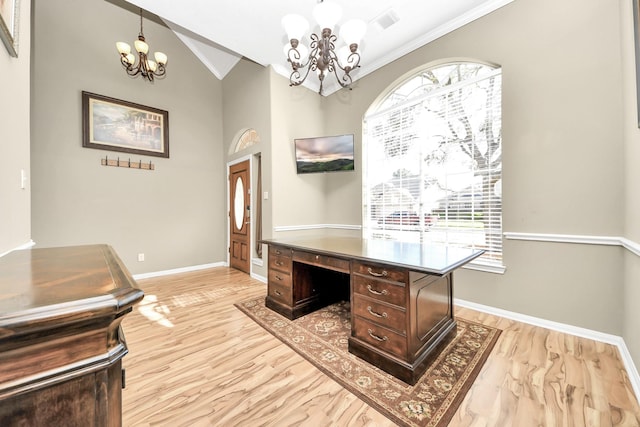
101 156 154 170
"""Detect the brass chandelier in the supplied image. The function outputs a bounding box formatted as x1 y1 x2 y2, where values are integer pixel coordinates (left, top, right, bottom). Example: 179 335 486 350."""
116 8 168 82
282 1 366 95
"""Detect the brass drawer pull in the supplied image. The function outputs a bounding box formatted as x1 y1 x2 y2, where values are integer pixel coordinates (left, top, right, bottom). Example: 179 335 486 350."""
366 285 388 296
274 261 283 266
367 267 388 277
367 329 388 342
275 275 283 281
367 306 388 318
275 290 282 296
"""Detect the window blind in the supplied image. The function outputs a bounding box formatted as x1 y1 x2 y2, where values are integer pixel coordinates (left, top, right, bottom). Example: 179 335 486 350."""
363 66 502 267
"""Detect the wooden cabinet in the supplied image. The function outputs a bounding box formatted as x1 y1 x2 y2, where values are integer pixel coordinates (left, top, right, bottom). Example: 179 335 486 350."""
0 245 144 426
349 261 456 385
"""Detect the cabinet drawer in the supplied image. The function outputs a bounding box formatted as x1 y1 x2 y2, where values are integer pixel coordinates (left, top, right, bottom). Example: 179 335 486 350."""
268 268 292 288
268 281 292 305
352 275 406 307
352 262 407 283
269 245 292 258
269 252 292 272
352 317 407 358
293 250 350 273
352 294 406 333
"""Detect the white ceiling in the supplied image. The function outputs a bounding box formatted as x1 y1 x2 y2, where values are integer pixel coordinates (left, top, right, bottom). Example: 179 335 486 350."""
123 0 514 95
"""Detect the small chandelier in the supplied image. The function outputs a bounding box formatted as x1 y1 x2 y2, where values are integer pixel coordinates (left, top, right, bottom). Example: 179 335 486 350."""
282 1 366 95
116 8 168 82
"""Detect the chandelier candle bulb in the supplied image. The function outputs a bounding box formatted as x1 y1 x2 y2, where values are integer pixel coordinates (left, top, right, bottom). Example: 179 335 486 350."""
134 39 149 54
154 52 168 66
340 19 366 46
116 42 131 55
313 1 342 31
282 14 309 42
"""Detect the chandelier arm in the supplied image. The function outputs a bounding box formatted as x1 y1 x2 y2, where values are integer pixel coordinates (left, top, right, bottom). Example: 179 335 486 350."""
154 65 166 78
289 56 316 87
285 46 313 70
328 61 353 89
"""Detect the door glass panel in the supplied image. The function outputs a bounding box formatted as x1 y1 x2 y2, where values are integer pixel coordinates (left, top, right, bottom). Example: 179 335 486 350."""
234 177 244 230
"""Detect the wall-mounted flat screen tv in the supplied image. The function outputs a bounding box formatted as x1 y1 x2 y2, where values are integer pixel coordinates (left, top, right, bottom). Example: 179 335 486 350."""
294 134 355 174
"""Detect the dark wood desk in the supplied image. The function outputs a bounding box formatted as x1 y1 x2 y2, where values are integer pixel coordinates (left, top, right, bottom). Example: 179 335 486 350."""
0 245 144 426
262 236 483 385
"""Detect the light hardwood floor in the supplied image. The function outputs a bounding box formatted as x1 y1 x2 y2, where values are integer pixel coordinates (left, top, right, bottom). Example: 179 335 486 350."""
121 267 640 426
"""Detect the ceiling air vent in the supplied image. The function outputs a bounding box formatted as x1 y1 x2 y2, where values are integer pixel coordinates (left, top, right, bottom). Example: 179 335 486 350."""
371 8 400 32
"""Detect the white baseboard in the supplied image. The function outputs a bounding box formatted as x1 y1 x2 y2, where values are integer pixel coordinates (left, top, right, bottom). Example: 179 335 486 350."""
455 298 640 401
132 261 268 286
251 272 267 283
0 239 35 258
133 262 227 280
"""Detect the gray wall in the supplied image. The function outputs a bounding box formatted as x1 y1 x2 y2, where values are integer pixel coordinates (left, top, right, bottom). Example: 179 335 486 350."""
0 0 31 255
622 0 640 369
31 0 225 274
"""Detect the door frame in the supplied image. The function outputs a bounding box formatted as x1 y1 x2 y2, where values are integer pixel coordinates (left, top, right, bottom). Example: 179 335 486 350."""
227 154 253 274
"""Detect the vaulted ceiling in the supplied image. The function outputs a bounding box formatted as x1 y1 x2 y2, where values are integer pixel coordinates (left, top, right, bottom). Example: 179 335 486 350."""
123 0 514 95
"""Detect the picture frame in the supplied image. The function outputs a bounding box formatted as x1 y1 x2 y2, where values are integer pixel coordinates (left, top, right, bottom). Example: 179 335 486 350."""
634 0 640 127
0 0 19 57
82 91 169 158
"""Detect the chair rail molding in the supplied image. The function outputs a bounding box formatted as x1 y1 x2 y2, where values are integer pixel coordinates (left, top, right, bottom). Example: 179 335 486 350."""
274 224 362 232
504 232 640 257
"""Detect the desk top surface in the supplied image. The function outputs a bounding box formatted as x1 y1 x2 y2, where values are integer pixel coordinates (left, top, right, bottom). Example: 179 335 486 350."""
262 236 484 275
0 244 144 331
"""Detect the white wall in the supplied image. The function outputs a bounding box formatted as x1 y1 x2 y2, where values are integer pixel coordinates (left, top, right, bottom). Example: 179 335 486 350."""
0 0 31 255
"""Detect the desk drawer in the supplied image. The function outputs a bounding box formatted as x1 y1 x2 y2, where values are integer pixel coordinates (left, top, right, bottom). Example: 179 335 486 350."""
269 252 292 272
352 261 407 283
268 280 292 305
293 250 350 273
268 268 292 288
352 317 407 357
270 245 292 258
352 294 406 333
352 275 405 307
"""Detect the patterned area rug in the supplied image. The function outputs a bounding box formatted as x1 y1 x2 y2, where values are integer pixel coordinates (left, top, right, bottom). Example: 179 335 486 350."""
235 297 501 427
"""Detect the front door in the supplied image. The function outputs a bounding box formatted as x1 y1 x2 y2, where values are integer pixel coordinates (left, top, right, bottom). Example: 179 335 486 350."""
229 160 251 273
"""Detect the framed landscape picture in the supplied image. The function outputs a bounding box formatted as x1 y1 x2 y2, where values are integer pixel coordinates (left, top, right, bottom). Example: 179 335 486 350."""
0 0 19 57
82 91 169 158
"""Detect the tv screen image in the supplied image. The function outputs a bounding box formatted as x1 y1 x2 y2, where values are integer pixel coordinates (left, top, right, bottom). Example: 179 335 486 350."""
294 134 355 174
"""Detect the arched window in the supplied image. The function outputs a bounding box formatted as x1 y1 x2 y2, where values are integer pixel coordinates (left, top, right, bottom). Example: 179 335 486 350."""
363 62 503 270
233 128 260 154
